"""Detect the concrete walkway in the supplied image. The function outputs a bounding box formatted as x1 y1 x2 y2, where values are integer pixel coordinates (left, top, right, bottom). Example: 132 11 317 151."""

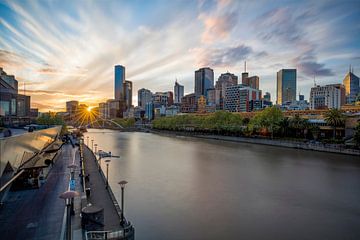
82 145 122 231
0 144 75 240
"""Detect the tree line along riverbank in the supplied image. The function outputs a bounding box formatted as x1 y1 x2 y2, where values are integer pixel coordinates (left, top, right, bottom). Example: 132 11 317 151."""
151 107 360 149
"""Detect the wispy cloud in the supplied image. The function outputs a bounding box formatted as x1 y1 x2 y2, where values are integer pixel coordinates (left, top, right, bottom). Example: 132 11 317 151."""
0 0 359 111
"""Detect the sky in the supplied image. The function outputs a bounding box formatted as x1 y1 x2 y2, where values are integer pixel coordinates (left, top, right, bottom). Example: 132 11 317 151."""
0 0 360 112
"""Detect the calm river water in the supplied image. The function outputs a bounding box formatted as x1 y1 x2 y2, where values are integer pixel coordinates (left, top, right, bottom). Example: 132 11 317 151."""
84 129 360 240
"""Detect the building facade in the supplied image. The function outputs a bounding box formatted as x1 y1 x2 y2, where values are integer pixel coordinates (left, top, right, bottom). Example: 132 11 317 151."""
195 67 214 97
174 81 184 104
114 65 125 100
225 85 261 112
0 68 31 126
123 80 133 110
215 72 238 110
180 93 197 113
138 88 153 109
277 69 297 105
310 85 342 110
242 75 259 90
343 69 359 103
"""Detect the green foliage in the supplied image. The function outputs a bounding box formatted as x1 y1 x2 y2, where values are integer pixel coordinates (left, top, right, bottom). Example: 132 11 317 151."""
153 111 243 134
324 109 345 139
113 118 136 128
249 106 283 138
36 112 64 125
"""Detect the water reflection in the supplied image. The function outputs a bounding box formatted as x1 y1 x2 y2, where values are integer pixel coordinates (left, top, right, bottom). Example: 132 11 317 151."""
85 129 360 240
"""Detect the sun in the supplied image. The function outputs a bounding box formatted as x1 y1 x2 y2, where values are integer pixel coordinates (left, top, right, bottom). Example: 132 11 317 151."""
87 106 93 112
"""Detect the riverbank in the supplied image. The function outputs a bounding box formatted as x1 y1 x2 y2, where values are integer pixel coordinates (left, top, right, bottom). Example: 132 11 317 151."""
147 129 360 156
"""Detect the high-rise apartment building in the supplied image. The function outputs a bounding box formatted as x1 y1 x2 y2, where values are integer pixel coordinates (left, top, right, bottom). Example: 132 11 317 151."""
309 85 342 110
114 65 125 100
225 85 261 112
195 67 214 96
174 80 184 104
277 69 297 105
243 75 259 90
343 68 359 103
215 72 238 109
123 80 132 110
138 88 153 108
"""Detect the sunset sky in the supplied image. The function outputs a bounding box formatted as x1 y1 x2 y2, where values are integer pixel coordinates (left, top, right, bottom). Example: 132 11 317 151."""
1 0 359 112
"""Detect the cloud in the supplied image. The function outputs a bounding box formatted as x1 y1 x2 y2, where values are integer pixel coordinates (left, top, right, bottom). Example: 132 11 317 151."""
193 44 253 67
198 0 238 43
292 51 334 77
253 7 309 44
199 11 238 43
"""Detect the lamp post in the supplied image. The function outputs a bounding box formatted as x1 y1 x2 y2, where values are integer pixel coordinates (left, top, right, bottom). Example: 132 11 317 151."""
86 136 89 146
105 159 111 188
91 139 94 152
118 180 128 227
94 144 98 154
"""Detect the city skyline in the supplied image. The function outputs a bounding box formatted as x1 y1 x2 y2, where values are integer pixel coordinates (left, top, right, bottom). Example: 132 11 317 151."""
1 0 360 111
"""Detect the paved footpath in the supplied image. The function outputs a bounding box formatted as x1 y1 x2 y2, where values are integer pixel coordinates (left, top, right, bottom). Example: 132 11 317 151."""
82 145 122 231
0 143 76 240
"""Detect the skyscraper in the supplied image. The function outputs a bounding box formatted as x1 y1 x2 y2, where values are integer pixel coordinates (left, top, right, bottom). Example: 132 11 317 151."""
243 75 259 89
138 88 153 108
123 80 133 110
195 67 214 96
174 80 184 104
343 67 359 103
276 69 297 105
114 65 125 100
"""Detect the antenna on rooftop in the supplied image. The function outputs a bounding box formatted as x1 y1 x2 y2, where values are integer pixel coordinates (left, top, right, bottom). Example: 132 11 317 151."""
313 74 316 86
244 61 247 72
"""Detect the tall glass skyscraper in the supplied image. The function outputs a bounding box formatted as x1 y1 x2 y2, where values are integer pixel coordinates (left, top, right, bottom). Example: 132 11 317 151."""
114 65 125 100
174 80 184 104
195 67 214 97
276 69 297 105
343 69 359 103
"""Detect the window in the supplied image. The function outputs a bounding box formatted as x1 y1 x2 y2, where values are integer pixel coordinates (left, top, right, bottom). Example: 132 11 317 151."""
0 101 10 116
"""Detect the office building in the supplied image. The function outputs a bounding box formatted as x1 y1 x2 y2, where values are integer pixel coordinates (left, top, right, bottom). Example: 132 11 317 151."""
181 93 197 113
215 72 238 109
145 102 154 120
328 84 346 106
263 92 271 101
174 80 184 104
195 67 214 96
123 80 133 110
66 101 79 115
243 75 259 90
114 65 125 100
138 88 153 109
277 69 297 105
0 68 31 126
206 88 216 106
152 91 173 107
310 85 342 110
343 68 359 103
225 85 261 112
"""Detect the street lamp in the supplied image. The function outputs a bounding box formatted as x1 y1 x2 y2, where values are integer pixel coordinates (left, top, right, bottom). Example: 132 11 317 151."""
91 139 94 152
105 159 111 188
118 180 128 227
94 144 98 154
86 136 89 146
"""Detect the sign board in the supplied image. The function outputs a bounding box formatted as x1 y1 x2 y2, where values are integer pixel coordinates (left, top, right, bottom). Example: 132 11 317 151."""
69 179 76 191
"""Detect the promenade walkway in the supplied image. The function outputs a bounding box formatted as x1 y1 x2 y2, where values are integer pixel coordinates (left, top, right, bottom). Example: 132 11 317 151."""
0 144 76 240
82 145 123 231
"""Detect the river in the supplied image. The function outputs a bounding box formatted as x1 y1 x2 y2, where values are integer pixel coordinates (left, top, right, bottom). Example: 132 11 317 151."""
84 129 360 240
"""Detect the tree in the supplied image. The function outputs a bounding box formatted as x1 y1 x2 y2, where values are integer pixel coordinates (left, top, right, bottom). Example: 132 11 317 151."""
324 109 345 139
290 114 307 138
250 106 283 138
279 117 290 137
